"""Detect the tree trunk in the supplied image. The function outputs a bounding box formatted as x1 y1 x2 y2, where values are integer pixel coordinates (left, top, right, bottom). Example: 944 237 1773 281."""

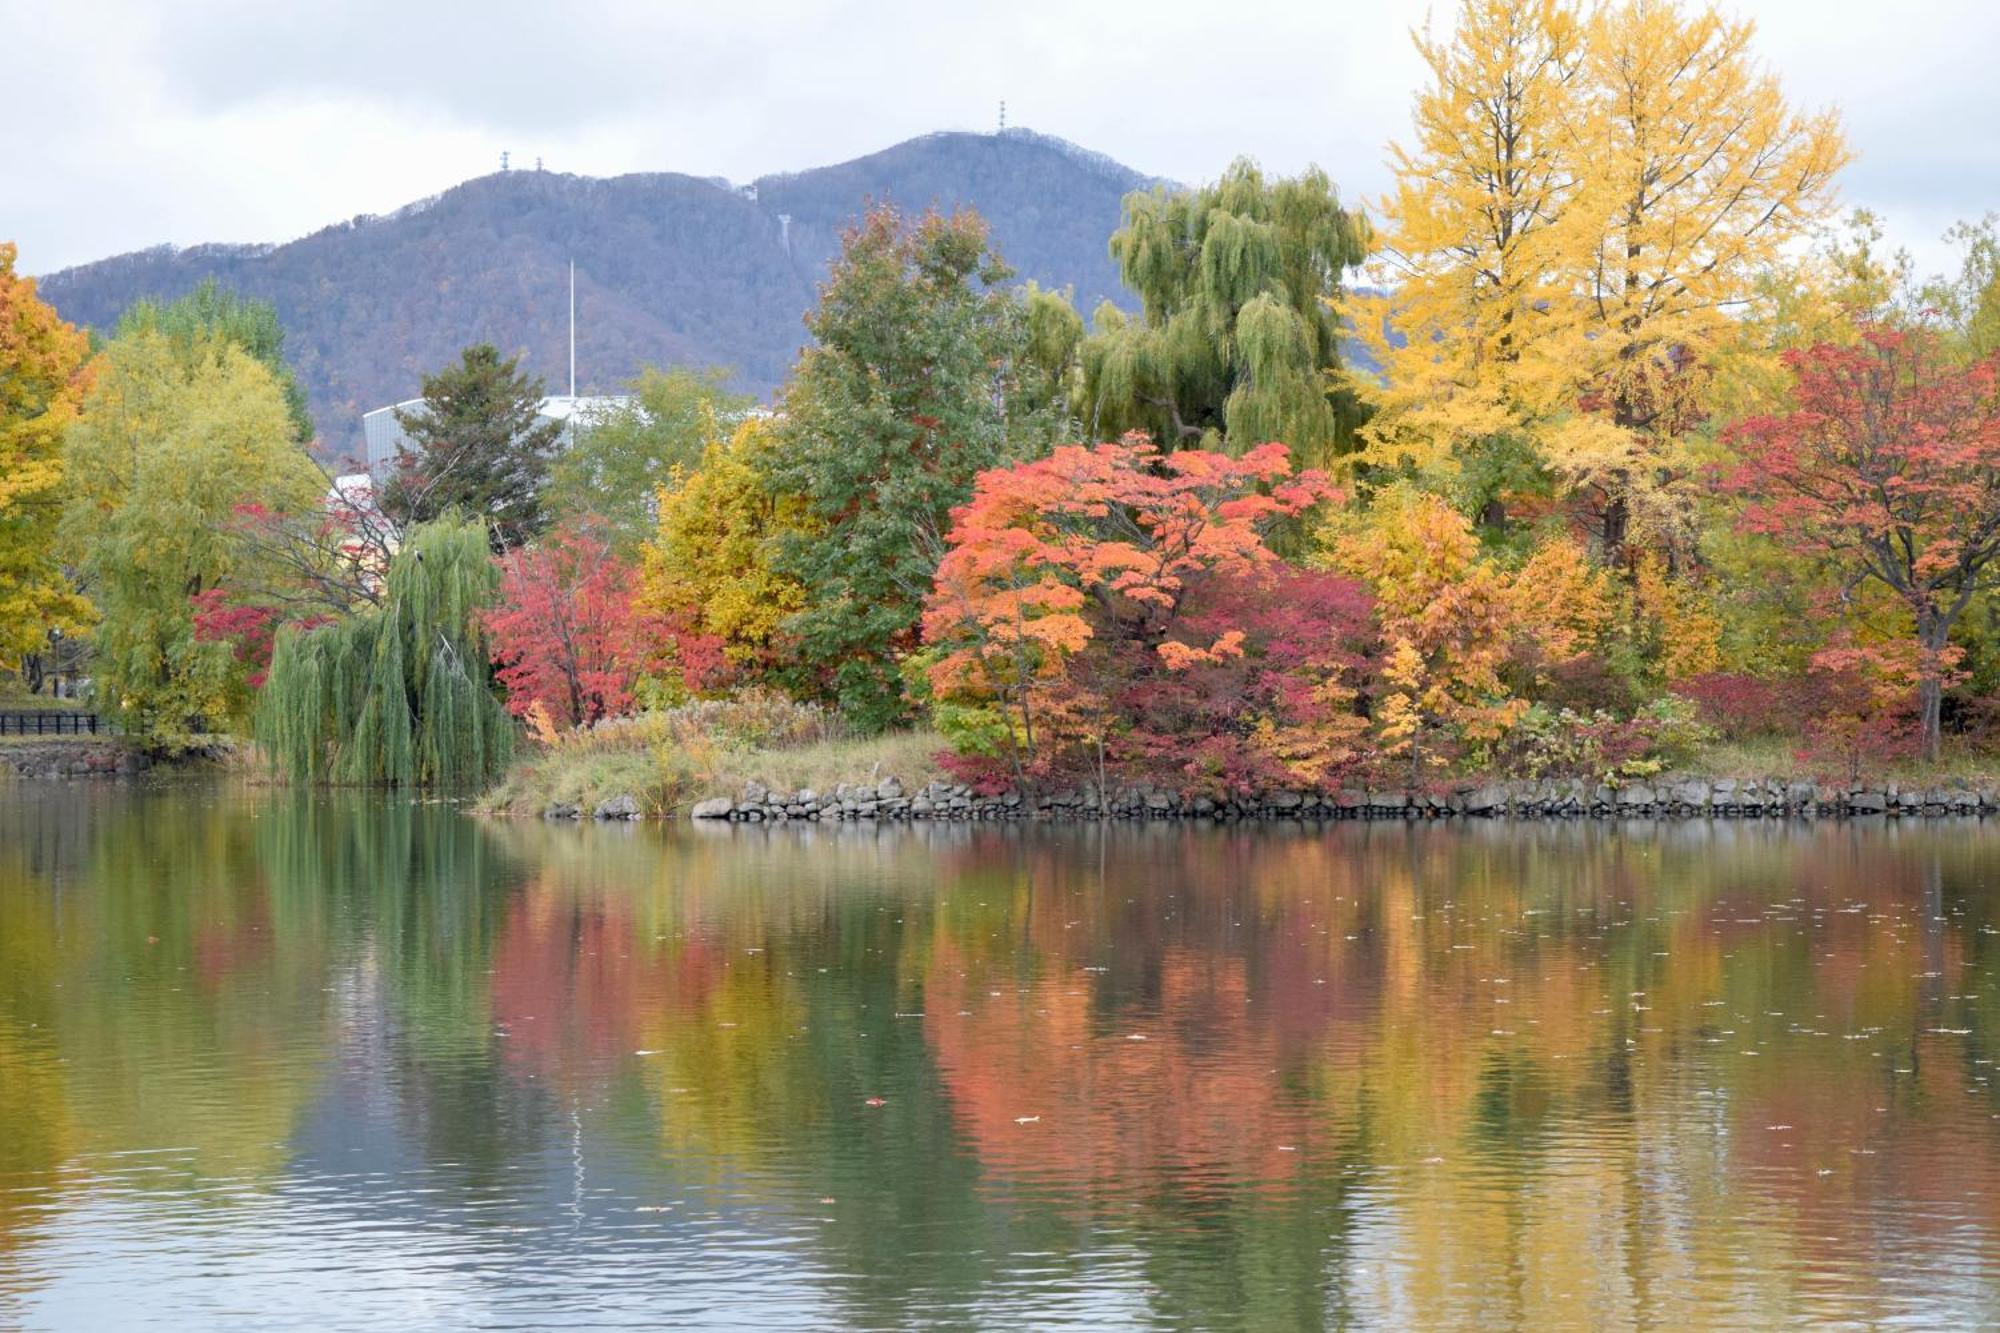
1918 613 1949 765
1600 493 1630 568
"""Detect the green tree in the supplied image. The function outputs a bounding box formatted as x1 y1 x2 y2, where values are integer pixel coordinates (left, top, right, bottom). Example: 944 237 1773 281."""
257 516 513 788
1080 159 1370 465
767 204 1076 729
379 344 562 550
542 365 754 551
1920 214 2000 362
60 329 321 743
115 279 315 441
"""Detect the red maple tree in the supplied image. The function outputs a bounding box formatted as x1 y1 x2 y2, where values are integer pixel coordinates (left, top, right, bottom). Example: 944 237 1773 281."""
1723 326 2000 761
488 519 644 729
922 434 1372 794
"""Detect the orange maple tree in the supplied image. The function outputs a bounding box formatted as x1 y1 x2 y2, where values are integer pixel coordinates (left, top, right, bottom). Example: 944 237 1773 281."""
923 434 1371 794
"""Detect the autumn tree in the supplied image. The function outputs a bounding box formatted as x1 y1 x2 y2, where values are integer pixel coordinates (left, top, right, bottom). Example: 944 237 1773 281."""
1082 160 1370 465
1328 488 1610 776
542 365 754 551
768 204 1075 730
1354 0 1587 526
488 520 643 729
115 279 315 441
1554 0 1848 559
0 243 94 684
1364 0 1848 562
923 436 1370 794
1723 327 2000 762
379 344 563 550
636 416 807 699
60 329 322 741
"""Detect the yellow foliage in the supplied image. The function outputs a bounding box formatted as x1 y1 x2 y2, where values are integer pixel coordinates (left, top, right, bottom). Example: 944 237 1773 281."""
1353 0 1590 478
0 244 94 668
1358 0 1850 558
636 416 809 694
1627 554 1721 682
1330 492 1515 767
1329 490 1618 769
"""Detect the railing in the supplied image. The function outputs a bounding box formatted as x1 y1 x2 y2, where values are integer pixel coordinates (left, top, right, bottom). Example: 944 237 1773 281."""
0 711 108 736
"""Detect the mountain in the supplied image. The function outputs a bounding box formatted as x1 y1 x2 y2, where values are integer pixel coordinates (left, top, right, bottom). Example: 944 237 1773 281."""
36 130 1165 460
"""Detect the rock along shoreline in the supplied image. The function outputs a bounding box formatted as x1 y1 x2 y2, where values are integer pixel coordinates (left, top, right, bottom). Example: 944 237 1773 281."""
544 775 2000 824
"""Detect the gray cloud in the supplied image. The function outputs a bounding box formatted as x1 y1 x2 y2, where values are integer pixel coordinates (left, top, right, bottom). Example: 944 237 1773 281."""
4 0 1996 279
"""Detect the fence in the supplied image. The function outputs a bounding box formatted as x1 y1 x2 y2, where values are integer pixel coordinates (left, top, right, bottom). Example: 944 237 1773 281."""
0 711 109 737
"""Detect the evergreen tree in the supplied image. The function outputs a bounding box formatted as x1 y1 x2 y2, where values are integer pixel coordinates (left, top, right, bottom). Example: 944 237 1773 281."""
257 517 513 788
767 204 1076 730
115 279 316 441
1080 160 1371 465
379 345 562 550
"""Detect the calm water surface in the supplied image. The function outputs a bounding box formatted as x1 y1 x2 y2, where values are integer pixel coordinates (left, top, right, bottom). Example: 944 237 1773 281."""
4 783 2000 1328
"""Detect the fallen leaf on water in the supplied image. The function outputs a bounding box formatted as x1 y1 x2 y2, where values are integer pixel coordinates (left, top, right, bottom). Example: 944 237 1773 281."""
864 1097 887 1107
1014 1115 1040 1124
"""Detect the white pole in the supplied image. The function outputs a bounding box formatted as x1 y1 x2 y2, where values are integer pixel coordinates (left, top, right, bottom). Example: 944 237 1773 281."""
568 260 576 398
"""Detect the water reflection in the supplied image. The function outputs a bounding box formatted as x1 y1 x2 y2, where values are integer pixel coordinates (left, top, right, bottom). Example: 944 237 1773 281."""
2 785 2000 1327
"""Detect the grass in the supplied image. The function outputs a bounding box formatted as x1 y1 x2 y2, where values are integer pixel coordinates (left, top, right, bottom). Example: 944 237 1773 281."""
1684 735 2000 786
477 694 950 817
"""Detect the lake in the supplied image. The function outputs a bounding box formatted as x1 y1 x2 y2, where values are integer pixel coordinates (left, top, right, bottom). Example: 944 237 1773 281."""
3 782 2000 1328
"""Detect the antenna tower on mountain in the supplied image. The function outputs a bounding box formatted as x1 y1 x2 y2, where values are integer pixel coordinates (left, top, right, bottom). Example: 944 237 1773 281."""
568 260 576 398
998 101 1006 132
501 150 510 172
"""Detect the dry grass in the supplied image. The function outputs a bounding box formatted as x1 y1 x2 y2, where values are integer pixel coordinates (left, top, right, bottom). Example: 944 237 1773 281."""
478 693 949 817
1685 735 2000 786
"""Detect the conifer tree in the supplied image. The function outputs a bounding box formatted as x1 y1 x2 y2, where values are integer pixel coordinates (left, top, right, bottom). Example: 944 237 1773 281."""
379 344 563 550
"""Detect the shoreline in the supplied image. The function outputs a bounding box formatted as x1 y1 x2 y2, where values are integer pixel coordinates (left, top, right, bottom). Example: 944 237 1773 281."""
541 775 2000 824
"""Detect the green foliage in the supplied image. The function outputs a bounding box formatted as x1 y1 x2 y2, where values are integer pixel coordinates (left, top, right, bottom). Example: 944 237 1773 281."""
542 365 754 551
114 279 315 441
257 517 513 788
1080 160 1370 463
1919 214 2000 361
379 345 563 549
766 204 1076 731
61 329 321 744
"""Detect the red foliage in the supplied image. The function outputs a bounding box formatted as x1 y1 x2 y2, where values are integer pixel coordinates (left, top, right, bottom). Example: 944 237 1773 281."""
1794 642 1923 783
1673 672 1800 740
488 520 645 729
924 435 1373 794
1723 326 2000 758
190 588 284 687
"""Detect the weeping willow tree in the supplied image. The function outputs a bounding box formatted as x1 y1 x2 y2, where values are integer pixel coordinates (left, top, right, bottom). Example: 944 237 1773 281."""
1080 159 1371 465
257 517 513 788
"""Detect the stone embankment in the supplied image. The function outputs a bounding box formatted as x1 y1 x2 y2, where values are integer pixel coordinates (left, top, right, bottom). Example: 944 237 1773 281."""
544 774 2000 823
0 740 150 780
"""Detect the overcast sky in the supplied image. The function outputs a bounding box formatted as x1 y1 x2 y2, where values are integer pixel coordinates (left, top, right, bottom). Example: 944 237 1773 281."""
7 0 1996 279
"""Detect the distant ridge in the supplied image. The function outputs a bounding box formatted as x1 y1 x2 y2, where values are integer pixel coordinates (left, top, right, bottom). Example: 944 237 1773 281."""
38 131 1168 459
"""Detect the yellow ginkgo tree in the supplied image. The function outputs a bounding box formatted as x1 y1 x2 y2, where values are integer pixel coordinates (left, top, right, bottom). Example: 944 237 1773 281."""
1358 0 1850 565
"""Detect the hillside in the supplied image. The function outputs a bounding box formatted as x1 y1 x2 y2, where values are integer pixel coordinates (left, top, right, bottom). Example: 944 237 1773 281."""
37 130 1163 459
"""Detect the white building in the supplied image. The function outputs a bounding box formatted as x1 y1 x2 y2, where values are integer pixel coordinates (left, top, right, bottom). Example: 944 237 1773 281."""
361 394 631 479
